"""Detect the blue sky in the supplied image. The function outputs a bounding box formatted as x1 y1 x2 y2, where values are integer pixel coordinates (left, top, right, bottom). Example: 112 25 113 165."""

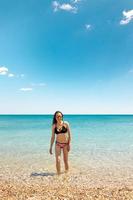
0 0 133 114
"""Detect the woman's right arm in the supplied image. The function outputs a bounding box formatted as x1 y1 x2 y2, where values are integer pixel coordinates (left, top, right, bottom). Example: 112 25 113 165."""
49 124 55 154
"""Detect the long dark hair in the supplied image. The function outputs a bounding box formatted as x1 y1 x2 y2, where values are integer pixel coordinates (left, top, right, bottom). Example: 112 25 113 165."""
52 111 63 125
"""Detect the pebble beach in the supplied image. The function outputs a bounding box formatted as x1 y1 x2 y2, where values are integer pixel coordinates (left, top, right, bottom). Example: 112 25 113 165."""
1 161 133 200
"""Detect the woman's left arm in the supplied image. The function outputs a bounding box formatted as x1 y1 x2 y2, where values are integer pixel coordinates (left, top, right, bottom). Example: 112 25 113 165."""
66 122 71 145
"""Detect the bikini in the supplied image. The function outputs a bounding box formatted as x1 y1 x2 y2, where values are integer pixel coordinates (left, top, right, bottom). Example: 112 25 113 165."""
55 123 69 148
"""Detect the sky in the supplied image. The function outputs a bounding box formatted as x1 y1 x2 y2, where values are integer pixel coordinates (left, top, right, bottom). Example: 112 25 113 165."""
0 0 133 114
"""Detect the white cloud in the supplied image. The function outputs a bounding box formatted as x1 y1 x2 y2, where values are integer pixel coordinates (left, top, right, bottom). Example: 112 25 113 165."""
31 82 46 87
0 66 8 75
20 88 33 91
71 0 81 4
31 83 46 86
120 10 133 25
52 1 59 12
0 65 23 78
8 73 15 77
60 4 76 12
85 24 92 30
52 1 77 13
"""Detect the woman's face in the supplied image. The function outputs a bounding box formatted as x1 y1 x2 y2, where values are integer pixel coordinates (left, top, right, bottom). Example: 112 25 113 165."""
55 112 63 122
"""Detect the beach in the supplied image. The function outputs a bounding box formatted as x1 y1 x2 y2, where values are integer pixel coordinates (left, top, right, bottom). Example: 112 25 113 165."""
1 181 133 200
1 163 133 199
1 115 133 199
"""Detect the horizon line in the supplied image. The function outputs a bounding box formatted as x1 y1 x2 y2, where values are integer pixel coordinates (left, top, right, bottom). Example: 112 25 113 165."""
0 113 133 115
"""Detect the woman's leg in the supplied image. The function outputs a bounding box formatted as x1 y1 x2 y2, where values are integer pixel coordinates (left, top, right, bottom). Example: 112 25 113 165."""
63 145 69 172
55 144 61 175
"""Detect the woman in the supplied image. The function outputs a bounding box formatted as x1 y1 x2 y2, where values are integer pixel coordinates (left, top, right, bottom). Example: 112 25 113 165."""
49 111 71 175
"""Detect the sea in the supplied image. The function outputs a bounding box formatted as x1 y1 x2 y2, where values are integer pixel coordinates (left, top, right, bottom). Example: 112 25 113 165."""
0 114 133 176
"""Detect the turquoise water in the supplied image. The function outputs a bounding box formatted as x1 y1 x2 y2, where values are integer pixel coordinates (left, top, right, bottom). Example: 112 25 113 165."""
0 115 133 170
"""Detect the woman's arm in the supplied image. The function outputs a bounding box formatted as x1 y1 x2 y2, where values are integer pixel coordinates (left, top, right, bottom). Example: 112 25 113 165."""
66 122 71 145
49 124 55 154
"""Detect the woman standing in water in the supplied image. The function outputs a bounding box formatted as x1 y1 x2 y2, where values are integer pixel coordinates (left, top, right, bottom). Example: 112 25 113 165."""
49 111 71 175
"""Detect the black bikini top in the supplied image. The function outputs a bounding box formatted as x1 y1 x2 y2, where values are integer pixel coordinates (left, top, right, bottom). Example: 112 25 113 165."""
54 123 68 134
